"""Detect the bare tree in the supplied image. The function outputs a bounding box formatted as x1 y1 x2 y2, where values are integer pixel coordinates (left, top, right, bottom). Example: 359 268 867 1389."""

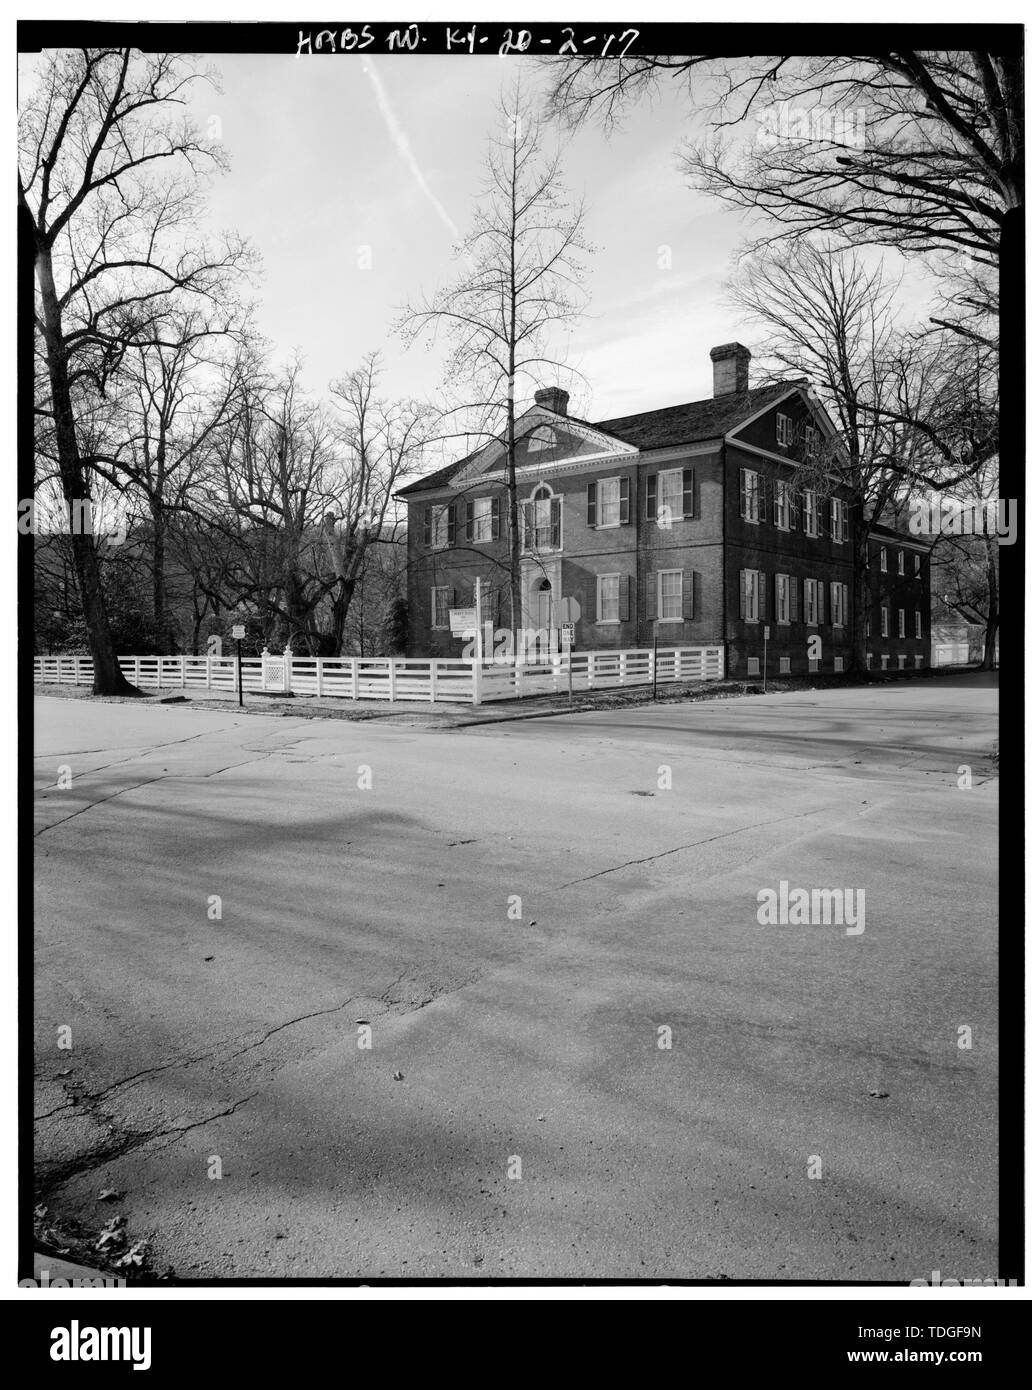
20 47 250 692
321 354 431 654
400 85 591 630
729 239 999 667
546 51 1020 288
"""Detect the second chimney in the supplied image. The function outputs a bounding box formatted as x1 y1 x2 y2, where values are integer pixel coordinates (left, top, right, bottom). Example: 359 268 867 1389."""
534 386 570 416
710 343 751 397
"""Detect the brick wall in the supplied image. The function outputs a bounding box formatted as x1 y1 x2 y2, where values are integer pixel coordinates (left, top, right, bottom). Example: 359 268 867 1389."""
723 442 854 676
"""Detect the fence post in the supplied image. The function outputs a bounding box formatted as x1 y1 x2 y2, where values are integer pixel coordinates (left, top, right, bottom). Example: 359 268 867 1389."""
388 658 397 702
351 658 359 701
430 660 438 704
315 658 323 698
470 657 481 706
282 645 293 695
619 651 627 686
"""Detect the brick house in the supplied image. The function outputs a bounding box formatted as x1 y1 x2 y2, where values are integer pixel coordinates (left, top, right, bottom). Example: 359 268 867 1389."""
865 522 933 671
397 343 931 677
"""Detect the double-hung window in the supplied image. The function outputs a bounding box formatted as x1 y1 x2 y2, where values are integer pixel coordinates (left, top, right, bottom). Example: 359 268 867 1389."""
597 477 622 527
657 470 685 522
775 573 790 625
803 490 819 537
741 469 763 523
830 496 845 543
470 497 493 542
776 413 794 447
658 569 683 621
597 573 621 623
774 480 790 530
830 581 848 627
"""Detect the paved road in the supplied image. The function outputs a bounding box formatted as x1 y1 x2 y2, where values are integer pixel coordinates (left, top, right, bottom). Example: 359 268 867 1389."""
34 675 998 1280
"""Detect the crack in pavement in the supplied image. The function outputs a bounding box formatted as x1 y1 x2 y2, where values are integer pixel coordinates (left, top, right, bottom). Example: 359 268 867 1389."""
37 1093 260 1195
557 806 830 888
35 969 466 1125
34 777 170 837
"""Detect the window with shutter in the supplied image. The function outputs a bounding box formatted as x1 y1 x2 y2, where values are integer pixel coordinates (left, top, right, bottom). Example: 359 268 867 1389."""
446 503 457 547
431 586 450 629
596 477 621 527
816 581 824 624
657 469 684 523
550 497 562 548
597 573 621 622
586 481 597 527
686 571 696 619
645 572 657 621
790 575 800 622
491 496 501 539
757 571 767 619
465 500 474 542
620 476 630 524
682 469 694 519
618 574 630 622
423 507 432 546
658 570 682 620
646 474 657 520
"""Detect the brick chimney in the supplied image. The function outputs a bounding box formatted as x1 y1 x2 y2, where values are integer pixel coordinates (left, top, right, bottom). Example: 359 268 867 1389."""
534 386 570 416
710 343 751 397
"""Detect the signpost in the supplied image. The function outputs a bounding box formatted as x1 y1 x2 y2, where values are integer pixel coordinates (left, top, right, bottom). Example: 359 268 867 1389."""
763 624 770 694
232 624 245 706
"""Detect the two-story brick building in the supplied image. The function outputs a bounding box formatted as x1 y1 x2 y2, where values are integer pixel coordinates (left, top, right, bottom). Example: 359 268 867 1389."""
397 343 931 676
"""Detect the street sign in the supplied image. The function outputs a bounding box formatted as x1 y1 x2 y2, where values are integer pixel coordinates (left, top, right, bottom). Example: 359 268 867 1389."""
231 625 245 639
561 622 575 647
763 626 770 640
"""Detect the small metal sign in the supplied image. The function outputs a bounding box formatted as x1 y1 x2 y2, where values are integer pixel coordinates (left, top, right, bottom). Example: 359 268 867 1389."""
763 626 770 640
231 625 245 639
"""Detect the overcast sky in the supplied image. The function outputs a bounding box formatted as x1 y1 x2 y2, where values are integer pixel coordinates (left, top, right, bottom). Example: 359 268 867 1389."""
182 52 798 425
22 47 934 449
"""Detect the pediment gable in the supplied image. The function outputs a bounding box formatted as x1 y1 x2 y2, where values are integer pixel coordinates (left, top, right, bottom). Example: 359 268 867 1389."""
451 406 637 489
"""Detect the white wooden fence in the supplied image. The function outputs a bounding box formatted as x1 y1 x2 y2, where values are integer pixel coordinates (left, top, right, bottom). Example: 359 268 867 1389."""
35 645 725 706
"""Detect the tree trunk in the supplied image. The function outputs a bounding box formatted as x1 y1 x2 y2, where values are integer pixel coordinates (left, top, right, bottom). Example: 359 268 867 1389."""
980 537 999 671
35 244 140 696
852 520 869 674
506 370 520 633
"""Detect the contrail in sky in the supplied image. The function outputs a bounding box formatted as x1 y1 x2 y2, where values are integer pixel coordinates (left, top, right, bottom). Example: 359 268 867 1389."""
361 55 462 242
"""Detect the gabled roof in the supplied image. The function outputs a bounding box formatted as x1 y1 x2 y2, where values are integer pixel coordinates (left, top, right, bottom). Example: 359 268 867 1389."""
397 380 807 496
592 381 803 451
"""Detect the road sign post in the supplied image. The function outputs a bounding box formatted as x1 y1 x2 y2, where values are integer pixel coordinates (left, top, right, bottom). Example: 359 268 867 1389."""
232 624 245 706
763 624 770 694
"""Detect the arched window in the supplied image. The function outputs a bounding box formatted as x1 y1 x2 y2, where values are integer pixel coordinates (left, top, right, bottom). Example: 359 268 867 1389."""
523 483 562 551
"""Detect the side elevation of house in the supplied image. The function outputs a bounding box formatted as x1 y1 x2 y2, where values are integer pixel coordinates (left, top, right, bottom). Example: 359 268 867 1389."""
397 344 931 677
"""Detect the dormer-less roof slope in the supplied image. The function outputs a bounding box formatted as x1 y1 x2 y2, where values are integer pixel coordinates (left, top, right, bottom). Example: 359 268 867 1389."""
396 380 806 496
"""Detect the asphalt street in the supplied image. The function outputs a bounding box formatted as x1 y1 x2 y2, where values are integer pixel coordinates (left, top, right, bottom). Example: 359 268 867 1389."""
33 674 999 1279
